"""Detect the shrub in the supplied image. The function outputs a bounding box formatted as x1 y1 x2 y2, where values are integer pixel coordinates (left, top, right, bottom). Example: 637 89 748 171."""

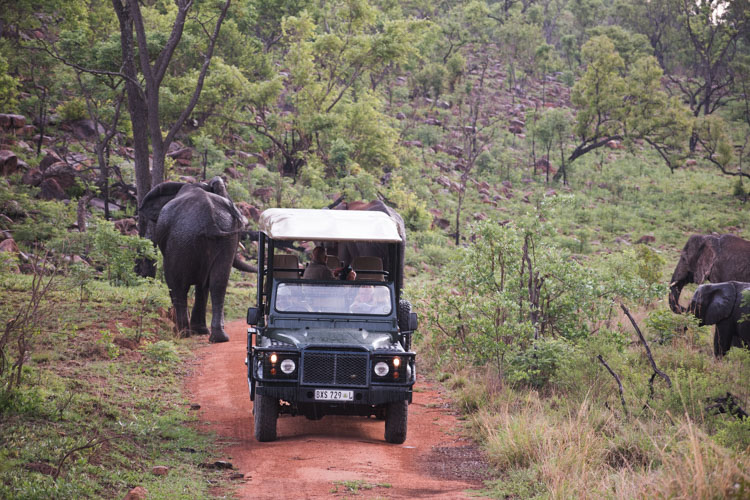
89 220 156 286
58 97 88 122
142 340 180 364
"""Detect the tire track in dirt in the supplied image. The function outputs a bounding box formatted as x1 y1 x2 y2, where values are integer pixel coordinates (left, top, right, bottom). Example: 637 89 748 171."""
187 319 488 499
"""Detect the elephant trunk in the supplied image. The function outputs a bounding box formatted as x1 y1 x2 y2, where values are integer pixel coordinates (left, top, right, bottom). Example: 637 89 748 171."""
233 254 257 273
669 280 687 314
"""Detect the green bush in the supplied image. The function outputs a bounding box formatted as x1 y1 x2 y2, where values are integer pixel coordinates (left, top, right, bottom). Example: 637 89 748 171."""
142 340 180 364
505 338 576 389
58 97 88 122
89 220 157 286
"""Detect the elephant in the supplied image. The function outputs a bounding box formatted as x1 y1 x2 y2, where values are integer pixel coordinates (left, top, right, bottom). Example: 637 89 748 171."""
669 234 750 313
688 281 750 357
328 199 406 290
139 177 257 343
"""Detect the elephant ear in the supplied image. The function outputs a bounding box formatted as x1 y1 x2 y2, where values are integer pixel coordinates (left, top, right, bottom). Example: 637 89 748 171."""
691 284 734 325
694 240 716 284
139 182 186 224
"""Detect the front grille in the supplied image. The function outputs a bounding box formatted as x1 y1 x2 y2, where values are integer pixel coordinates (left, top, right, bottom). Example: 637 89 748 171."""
302 351 368 387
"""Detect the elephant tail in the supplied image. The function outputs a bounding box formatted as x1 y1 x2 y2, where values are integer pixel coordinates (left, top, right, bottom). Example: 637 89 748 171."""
233 254 257 273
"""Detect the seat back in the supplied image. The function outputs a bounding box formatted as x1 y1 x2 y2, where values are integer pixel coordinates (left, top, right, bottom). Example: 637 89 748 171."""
326 255 341 270
273 254 300 279
352 256 385 281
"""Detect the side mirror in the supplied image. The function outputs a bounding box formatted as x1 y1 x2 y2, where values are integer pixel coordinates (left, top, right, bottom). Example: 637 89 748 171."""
408 312 418 331
247 307 260 325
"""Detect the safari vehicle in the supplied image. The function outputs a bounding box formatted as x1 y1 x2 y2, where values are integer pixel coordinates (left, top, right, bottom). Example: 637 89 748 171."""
246 208 418 444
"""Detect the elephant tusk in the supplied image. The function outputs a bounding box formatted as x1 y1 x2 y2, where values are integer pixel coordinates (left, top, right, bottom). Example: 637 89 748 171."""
238 241 246 252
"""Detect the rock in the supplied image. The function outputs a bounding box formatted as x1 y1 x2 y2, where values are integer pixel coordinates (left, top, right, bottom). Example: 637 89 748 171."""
636 235 655 244
479 181 490 190
0 150 18 176
436 175 451 188
606 140 624 150
230 472 245 480
253 187 274 203
473 212 487 221
39 178 65 200
199 460 233 470
39 151 62 171
66 119 104 140
178 175 197 184
502 180 512 189
685 159 698 167
395 112 406 120
167 147 193 161
0 114 26 129
433 217 451 230
402 140 423 148
508 125 523 135
0 238 19 254
22 168 42 187
151 466 169 476
89 198 121 213
114 218 138 236
123 486 148 500
43 162 75 189
545 189 557 197
236 201 260 222
509 118 525 129
446 145 463 157
437 100 451 109
224 166 240 179
423 118 442 126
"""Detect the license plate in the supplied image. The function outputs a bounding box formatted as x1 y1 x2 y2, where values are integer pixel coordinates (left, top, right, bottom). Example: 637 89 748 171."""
314 389 353 401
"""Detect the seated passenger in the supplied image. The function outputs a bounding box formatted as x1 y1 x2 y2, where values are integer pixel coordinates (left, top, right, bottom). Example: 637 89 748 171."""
303 246 334 280
349 286 390 314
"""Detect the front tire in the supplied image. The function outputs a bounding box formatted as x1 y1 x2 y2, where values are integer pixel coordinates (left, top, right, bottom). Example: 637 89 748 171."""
384 400 408 444
254 393 278 442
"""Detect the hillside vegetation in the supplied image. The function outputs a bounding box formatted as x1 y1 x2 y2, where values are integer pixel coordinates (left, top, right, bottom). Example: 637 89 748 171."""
1 0 749 498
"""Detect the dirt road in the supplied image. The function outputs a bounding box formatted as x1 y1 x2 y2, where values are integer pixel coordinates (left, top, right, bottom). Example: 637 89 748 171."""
186 320 488 499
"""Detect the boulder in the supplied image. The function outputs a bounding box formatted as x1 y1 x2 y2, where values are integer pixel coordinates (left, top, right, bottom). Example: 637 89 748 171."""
0 150 18 176
395 112 406 120
66 119 105 140
122 486 148 500
89 198 121 213
39 178 65 200
39 151 62 171
473 212 487 221
43 162 75 189
435 175 451 188
236 201 260 222
22 168 42 187
114 218 138 236
224 166 240 179
402 140 423 148
253 187 274 203
167 147 193 161
433 217 451 230
636 235 656 244
151 466 169 476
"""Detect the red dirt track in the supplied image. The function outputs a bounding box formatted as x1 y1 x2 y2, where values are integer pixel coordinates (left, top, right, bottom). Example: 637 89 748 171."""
187 320 488 499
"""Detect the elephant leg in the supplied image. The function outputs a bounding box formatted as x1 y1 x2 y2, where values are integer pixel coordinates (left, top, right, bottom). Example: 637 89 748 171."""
190 285 210 335
208 267 231 344
713 324 734 357
169 286 191 338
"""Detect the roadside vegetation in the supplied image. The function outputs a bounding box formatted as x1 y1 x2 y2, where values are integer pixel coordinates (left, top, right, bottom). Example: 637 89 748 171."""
1 0 749 498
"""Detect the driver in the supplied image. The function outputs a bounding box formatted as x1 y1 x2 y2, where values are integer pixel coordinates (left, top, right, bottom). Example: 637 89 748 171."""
303 246 334 280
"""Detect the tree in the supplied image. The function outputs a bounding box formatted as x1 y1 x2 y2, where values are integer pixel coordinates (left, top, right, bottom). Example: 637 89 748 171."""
242 2 421 179
111 0 231 218
670 0 750 150
569 36 692 171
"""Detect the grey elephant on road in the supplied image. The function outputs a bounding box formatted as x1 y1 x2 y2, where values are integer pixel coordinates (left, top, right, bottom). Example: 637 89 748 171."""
669 234 750 313
688 281 750 357
140 177 256 343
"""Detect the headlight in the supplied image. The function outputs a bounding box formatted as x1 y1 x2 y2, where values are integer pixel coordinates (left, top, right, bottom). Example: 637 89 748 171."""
374 361 389 377
280 358 296 374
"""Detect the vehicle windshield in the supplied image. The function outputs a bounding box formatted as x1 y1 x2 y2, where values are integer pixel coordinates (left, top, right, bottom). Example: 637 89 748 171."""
275 282 392 315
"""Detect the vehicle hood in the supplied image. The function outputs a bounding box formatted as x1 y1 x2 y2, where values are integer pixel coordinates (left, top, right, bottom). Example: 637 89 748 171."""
267 328 398 350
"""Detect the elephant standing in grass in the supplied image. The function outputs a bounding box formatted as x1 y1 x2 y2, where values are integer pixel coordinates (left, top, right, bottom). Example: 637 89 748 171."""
688 281 750 357
140 177 256 343
669 234 750 313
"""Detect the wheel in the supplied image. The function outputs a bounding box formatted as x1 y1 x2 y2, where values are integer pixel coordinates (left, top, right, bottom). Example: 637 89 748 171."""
254 393 278 442
397 299 412 332
384 400 408 444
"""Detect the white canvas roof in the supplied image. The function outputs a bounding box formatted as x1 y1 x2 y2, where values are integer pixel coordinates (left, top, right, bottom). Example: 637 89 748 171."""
259 208 402 242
